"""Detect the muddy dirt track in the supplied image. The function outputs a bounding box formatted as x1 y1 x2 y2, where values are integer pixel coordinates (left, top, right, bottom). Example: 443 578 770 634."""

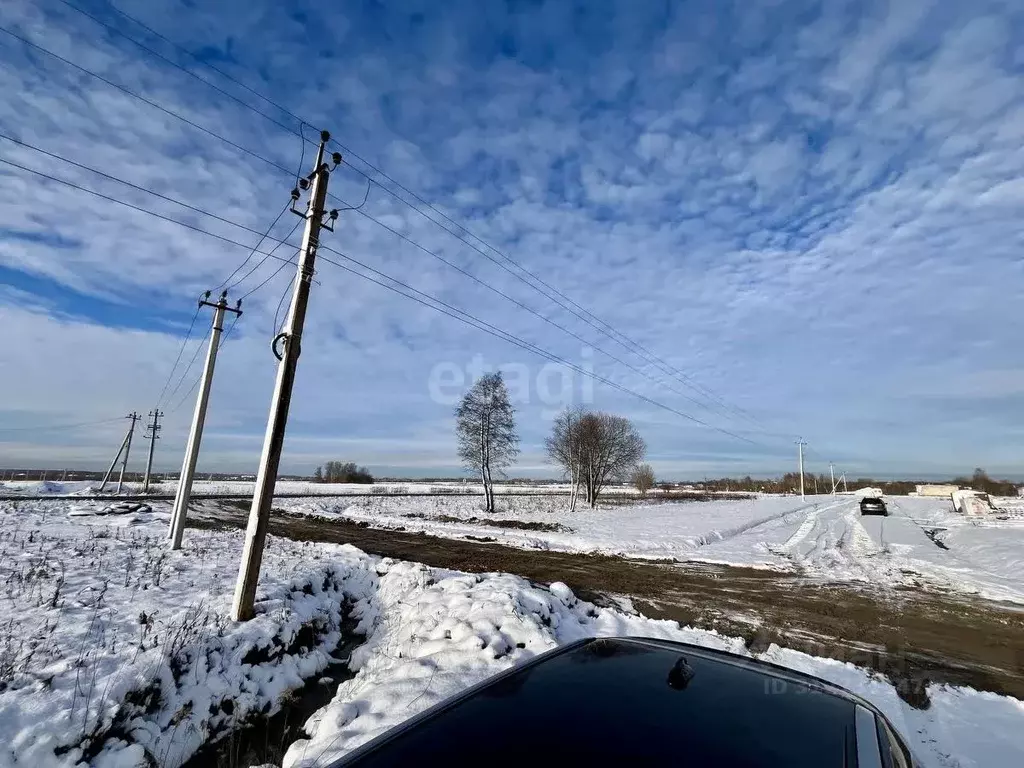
192 505 1024 704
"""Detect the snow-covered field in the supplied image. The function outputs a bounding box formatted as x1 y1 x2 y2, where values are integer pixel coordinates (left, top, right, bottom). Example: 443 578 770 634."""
0 498 1021 768
0 479 581 497
285 493 1024 604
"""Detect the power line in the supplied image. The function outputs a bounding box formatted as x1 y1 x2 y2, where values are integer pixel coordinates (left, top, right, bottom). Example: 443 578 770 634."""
0 131 289 242
21 9 779 431
166 313 240 417
0 137 308 302
153 300 202 408
0 25 297 179
0 156 773 448
0 138 757 426
310 251 763 445
336 160 767 427
102 0 311 135
56 0 302 140
162 332 206 406
0 156 301 262
216 202 289 292
0 417 124 433
342 204 729 415
272 274 295 334
232 223 302 297
240 247 301 302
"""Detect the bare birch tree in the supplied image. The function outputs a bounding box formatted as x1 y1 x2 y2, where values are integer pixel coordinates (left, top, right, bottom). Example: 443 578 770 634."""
456 372 519 512
547 409 646 508
631 463 655 498
545 406 586 512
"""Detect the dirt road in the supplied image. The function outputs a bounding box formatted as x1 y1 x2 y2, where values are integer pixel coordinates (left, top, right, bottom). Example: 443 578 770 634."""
192 504 1024 704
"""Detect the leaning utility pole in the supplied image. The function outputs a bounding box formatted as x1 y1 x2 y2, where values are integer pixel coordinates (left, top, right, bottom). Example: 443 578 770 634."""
232 131 340 621
830 462 836 495
142 410 163 493
796 439 807 499
168 291 242 550
100 413 139 492
116 412 140 493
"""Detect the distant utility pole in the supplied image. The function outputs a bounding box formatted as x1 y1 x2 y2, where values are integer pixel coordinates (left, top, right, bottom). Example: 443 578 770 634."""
233 130 340 622
796 439 807 499
143 410 163 493
100 413 140 492
117 412 140 493
168 291 242 550
830 462 836 495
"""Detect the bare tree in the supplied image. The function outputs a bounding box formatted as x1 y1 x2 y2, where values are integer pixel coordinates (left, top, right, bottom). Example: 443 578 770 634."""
547 409 646 508
631 463 655 498
545 406 586 512
456 372 519 512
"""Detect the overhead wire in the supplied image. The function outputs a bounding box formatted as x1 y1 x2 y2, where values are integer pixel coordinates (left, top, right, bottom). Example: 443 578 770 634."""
162 330 206 406
55 0 302 140
0 25 298 180
0 136 745 422
215 202 289 292
240 246 301 302
0 156 302 262
0 417 125 433
310 251 762 444
335 161 768 428
166 315 241 415
23 6 779 434
0 155 775 449
232 222 302 297
219 122 312 294
153 302 201 408
338 202 727 416
272 275 295 335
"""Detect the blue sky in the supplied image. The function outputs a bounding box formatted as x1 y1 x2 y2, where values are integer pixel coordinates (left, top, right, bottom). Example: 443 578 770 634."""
1 0 1024 479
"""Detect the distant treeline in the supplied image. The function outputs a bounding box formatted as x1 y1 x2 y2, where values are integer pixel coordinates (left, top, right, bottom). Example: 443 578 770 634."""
692 468 1019 496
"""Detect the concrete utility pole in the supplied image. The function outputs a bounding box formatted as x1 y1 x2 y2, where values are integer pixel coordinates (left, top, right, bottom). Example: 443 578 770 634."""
168 291 242 550
830 462 836 495
233 130 339 621
116 412 140 493
143 410 163 493
100 413 139 492
796 439 807 499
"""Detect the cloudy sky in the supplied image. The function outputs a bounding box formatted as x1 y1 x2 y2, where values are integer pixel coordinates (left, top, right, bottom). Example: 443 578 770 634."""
1 0 1023 480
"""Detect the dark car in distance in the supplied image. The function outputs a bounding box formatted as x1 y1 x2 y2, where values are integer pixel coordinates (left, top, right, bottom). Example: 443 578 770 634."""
331 637 917 768
860 496 888 516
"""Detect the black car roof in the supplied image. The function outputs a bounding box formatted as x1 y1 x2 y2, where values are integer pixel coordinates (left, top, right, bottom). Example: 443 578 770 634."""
331 636 897 767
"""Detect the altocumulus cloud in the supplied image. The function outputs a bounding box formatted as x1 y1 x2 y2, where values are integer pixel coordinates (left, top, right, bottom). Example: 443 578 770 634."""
0 0 1023 479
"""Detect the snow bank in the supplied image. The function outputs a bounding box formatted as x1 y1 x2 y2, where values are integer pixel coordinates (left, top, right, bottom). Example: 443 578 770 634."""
0 500 380 767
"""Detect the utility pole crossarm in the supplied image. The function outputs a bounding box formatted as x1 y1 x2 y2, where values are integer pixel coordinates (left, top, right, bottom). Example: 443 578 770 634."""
232 130 338 622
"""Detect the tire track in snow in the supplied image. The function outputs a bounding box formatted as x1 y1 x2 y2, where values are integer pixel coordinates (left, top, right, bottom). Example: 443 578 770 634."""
774 499 849 556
